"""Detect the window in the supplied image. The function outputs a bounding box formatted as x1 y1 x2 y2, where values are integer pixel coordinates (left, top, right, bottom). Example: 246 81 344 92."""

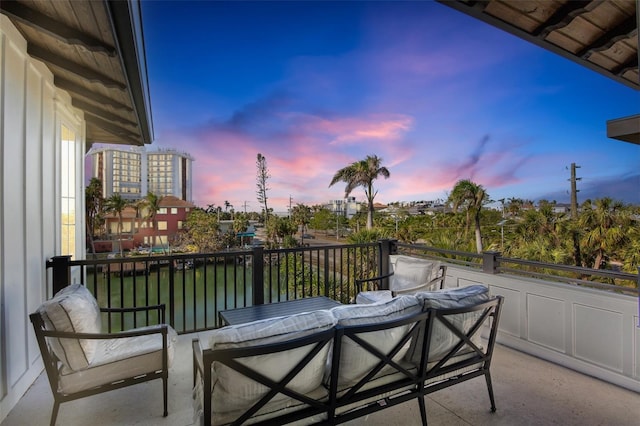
158 208 167 214
60 125 76 257
171 208 178 214
177 221 183 229
157 221 168 231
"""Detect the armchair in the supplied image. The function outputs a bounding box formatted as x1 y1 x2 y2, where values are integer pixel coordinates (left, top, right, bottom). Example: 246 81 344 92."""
30 284 176 426
355 255 446 304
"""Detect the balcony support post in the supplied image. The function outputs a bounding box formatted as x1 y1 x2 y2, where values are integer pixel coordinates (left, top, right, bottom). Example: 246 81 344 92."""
252 247 265 305
378 239 397 290
483 251 501 274
47 255 72 296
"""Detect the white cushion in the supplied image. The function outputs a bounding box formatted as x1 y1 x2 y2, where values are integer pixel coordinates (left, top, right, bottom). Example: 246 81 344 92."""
390 256 434 292
58 325 177 394
37 284 101 371
329 296 421 388
407 285 489 363
355 290 393 304
207 310 337 415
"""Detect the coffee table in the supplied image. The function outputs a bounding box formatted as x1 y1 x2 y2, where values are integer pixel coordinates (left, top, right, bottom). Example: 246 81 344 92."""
218 296 342 326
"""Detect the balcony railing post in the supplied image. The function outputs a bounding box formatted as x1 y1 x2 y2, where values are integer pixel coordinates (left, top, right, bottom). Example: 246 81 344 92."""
47 255 72 295
378 239 397 289
168 256 175 327
252 246 265 305
483 251 501 274
637 267 639 328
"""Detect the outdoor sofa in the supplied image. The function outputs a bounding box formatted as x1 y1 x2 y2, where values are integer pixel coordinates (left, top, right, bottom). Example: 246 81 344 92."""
192 285 503 425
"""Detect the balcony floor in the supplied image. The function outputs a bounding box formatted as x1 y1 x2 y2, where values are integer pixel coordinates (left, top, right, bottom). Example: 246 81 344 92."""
2 332 638 426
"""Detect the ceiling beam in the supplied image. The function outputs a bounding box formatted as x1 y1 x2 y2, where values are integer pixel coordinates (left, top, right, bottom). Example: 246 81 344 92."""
612 55 638 77
85 114 141 141
54 77 133 112
71 98 137 128
28 44 126 90
0 1 116 56
533 1 593 38
578 15 637 58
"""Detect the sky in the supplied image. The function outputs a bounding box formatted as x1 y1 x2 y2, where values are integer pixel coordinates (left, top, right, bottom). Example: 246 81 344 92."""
124 0 639 212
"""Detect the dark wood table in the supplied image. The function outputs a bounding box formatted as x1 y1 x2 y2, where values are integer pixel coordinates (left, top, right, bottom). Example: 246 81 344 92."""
219 296 342 326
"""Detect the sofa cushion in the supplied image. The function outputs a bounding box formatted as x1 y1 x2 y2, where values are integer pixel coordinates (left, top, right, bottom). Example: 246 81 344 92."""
58 325 177 394
355 289 393 305
329 295 422 388
407 285 489 363
37 284 101 371
390 256 435 293
207 310 337 415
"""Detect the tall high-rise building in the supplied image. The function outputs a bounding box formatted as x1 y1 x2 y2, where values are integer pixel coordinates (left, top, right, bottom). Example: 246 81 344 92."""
88 146 193 201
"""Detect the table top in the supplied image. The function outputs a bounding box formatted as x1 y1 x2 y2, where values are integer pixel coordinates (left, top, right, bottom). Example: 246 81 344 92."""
219 296 342 326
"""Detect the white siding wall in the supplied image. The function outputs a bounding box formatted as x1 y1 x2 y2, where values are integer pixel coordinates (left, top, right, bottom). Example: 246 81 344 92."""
0 16 85 422
443 265 640 393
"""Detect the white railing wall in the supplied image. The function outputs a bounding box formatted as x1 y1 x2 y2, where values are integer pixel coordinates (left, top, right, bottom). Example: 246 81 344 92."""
444 265 640 393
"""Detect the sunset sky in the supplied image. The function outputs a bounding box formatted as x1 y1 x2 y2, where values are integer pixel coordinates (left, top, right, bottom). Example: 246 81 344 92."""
112 1 639 212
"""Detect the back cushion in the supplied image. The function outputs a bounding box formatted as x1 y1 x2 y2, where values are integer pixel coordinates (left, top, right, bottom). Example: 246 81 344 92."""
329 296 421 387
208 310 337 413
407 285 489 363
37 284 101 370
390 256 435 292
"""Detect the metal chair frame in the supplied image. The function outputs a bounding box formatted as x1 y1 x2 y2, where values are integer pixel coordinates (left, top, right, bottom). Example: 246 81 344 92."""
30 304 170 426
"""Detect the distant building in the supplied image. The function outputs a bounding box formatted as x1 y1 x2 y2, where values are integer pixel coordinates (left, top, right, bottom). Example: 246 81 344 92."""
325 196 363 218
100 195 195 251
88 145 193 201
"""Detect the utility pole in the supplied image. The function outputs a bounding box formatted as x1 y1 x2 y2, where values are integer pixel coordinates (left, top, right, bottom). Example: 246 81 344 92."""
242 201 250 214
568 163 582 267
569 163 581 219
289 195 293 218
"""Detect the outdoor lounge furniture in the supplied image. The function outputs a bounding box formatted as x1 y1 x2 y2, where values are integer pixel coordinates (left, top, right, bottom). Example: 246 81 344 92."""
30 284 177 426
192 285 503 425
355 255 447 304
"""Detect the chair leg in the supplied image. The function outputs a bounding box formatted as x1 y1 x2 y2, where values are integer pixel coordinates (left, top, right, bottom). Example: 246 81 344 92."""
484 371 497 413
418 395 428 426
163 375 168 417
50 400 60 426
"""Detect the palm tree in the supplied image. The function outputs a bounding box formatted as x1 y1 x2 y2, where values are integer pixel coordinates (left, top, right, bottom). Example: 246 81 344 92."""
291 203 312 244
105 194 128 256
448 179 489 253
329 154 390 230
85 178 104 257
579 198 629 269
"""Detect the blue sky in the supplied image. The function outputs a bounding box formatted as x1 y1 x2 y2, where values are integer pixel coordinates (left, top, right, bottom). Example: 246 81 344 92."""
139 0 639 212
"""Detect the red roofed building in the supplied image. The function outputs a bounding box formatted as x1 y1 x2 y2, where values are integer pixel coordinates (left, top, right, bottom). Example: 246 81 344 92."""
100 195 195 252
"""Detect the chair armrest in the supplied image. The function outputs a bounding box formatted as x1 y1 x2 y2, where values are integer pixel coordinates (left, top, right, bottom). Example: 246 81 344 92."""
100 304 166 323
39 324 169 340
355 272 394 293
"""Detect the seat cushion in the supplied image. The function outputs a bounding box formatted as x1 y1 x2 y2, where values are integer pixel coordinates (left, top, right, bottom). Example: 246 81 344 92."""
37 284 101 371
206 310 337 416
407 285 489 363
329 296 421 388
58 325 177 394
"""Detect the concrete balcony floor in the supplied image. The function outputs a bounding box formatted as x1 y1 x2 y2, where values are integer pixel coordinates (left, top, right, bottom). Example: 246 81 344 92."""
2 332 638 426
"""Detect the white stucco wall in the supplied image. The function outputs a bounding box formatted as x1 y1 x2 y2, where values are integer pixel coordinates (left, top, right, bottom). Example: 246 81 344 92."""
0 15 85 422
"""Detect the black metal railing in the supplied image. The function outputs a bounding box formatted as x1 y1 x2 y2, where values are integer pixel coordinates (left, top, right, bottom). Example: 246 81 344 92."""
46 240 639 334
46 241 386 333
395 242 639 294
